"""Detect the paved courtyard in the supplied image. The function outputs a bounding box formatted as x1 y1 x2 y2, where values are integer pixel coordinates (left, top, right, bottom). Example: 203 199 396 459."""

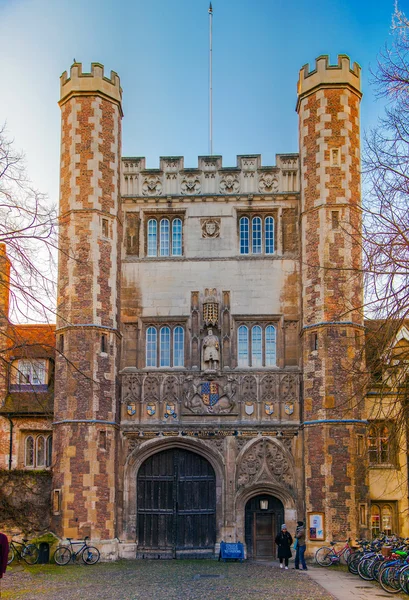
1 559 334 600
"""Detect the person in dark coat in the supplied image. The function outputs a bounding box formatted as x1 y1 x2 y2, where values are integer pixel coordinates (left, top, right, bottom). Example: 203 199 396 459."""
0 531 10 597
275 524 293 569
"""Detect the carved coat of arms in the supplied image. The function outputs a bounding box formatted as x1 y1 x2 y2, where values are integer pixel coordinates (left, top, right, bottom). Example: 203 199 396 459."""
201 381 219 406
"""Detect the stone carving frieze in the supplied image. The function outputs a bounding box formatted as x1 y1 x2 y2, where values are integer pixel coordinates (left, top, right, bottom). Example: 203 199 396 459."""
126 438 141 456
258 173 279 194
144 375 160 401
237 438 293 489
240 375 257 403
280 374 298 401
163 375 179 402
142 175 163 196
261 374 277 403
219 174 240 194
122 375 142 403
181 174 201 195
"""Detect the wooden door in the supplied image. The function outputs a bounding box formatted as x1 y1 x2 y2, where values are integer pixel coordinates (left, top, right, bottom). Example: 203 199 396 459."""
254 513 275 559
137 449 216 556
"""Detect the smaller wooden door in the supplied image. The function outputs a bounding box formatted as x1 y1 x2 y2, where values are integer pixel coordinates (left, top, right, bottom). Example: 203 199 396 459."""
254 513 275 559
245 494 284 560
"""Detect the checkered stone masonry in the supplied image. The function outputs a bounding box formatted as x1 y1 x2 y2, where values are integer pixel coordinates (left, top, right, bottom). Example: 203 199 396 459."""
297 56 369 543
53 64 123 541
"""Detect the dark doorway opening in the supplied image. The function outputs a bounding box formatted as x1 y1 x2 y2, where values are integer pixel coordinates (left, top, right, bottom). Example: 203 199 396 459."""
137 448 216 558
245 494 284 560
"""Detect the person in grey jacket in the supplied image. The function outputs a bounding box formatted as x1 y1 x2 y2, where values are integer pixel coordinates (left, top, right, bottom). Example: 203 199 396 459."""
294 520 307 570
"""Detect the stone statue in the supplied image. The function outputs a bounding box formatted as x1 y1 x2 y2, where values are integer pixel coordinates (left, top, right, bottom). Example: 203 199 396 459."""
202 328 220 370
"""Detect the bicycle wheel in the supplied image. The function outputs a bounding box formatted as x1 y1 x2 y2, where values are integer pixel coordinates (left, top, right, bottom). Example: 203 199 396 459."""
7 545 15 565
398 563 409 594
315 547 333 566
380 566 401 594
53 546 72 566
348 552 362 575
342 548 352 563
81 546 100 565
22 544 39 565
357 557 374 581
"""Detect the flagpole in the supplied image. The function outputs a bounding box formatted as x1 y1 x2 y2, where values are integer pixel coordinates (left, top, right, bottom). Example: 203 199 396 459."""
209 2 213 156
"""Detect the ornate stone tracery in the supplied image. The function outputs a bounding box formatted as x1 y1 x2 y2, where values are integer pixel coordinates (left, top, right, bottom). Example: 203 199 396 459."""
236 438 293 490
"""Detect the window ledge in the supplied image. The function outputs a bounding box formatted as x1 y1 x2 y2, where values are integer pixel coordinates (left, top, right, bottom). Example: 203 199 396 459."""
9 384 48 393
369 464 397 470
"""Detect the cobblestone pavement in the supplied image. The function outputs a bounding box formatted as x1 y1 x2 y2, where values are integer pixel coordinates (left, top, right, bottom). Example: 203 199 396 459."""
1 560 335 600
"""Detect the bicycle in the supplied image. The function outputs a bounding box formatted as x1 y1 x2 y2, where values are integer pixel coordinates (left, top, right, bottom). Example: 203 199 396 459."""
315 539 352 566
53 536 100 566
7 538 39 565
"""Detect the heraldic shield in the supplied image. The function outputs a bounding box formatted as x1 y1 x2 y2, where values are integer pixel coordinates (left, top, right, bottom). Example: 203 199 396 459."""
201 381 219 406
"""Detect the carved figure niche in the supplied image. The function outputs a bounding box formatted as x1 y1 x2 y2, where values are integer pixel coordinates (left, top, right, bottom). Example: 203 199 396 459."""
202 289 221 371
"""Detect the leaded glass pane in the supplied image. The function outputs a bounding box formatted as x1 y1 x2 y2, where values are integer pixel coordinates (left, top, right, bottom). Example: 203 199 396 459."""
172 218 182 256
146 327 157 367
18 360 32 384
173 326 184 367
239 217 249 255
160 219 170 256
36 436 45 467
160 326 171 367
238 325 249 367
252 217 262 254
46 436 53 467
252 325 262 367
265 216 275 254
265 325 276 366
25 436 34 467
147 219 157 257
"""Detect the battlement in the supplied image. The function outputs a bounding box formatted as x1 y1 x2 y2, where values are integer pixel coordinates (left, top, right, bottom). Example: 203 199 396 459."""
297 55 361 107
121 153 299 197
59 62 122 110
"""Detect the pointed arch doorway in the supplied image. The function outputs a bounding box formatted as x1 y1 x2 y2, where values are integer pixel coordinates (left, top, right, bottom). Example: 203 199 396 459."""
245 494 284 560
137 448 216 558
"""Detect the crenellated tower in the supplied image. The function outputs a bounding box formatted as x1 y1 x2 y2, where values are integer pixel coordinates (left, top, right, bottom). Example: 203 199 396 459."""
297 56 369 541
52 63 123 544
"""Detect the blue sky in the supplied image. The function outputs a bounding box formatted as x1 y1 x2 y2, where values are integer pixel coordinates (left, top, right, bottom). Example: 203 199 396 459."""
0 0 404 202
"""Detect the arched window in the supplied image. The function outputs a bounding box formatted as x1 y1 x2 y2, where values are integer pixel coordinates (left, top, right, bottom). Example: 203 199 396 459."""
146 326 157 367
239 217 249 255
160 326 171 367
251 325 262 367
238 325 249 367
25 436 34 467
252 217 262 254
36 435 45 467
46 435 53 468
265 216 275 254
172 218 182 256
159 219 170 256
265 325 276 366
371 503 394 537
147 219 157 257
368 423 392 464
173 326 184 367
